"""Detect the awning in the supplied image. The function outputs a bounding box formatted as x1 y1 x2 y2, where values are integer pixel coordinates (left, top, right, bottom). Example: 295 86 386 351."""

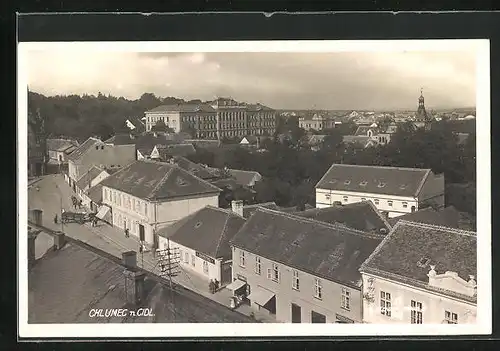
226 279 246 292
95 205 111 220
335 313 355 323
247 286 275 307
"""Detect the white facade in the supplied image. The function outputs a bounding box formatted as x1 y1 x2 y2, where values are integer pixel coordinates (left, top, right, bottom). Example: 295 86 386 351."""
101 186 219 247
163 241 223 282
316 188 418 218
361 272 477 324
145 112 181 132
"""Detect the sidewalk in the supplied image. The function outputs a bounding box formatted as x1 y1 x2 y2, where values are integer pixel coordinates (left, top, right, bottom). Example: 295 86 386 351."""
28 174 276 322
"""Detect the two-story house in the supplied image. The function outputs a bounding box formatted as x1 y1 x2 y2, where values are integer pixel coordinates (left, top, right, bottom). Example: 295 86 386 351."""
98 160 222 249
46 138 78 171
315 164 445 218
66 137 136 191
229 207 385 323
157 206 246 285
360 221 477 324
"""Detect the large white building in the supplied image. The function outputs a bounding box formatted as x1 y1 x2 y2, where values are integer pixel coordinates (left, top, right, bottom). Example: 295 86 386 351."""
98 160 222 249
360 221 477 324
315 164 445 218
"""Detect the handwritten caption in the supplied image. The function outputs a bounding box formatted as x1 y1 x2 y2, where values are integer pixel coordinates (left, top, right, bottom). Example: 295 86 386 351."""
89 308 154 318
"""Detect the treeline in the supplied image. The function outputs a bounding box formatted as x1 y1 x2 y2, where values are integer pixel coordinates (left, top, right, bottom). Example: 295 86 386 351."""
189 120 476 216
28 91 200 142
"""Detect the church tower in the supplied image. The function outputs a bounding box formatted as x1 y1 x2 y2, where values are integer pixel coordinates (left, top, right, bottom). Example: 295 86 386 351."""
414 88 434 130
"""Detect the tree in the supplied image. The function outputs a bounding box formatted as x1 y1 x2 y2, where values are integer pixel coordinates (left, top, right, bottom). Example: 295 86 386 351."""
93 122 114 141
151 120 175 133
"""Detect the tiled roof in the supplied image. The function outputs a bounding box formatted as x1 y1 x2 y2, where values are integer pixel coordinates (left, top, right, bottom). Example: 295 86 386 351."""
354 126 379 136
388 207 460 229
75 166 104 189
67 137 101 162
168 156 220 180
230 207 384 287
158 206 246 259
87 183 104 204
158 143 196 158
228 169 262 187
145 104 216 113
360 221 476 300
242 202 279 218
315 163 432 197
47 138 78 152
294 201 391 234
105 134 136 145
99 160 221 201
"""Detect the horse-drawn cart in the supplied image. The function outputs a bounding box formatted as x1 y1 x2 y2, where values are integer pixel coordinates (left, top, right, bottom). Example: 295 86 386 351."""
61 211 94 224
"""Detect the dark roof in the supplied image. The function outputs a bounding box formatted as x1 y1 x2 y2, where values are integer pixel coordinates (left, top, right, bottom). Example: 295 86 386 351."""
135 134 179 155
146 104 216 113
158 206 246 259
361 221 476 301
228 169 262 187
230 208 384 288
47 138 78 152
29 236 252 323
210 178 241 190
294 201 391 234
388 207 461 229
105 134 136 145
168 156 220 180
354 126 379 136
315 163 432 197
158 143 196 158
242 202 280 218
87 183 104 204
245 104 274 112
99 160 221 201
186 139 221 149
67 137 101 161
75 166 104 189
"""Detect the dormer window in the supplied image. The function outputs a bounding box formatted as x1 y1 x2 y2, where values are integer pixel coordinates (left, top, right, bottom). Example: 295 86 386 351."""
344 180 351 185
359 181 368 186
417 257 431 268
400 184 407 190
378 182 386 188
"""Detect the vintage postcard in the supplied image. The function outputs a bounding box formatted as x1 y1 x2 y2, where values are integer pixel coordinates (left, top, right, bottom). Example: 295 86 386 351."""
18 39 491 338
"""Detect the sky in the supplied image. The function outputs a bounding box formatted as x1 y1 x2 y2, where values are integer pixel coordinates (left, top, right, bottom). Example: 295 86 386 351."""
26 50 477 111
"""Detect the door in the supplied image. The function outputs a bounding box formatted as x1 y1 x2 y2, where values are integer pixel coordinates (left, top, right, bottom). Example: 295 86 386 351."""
291 303 301 323
139 224 145 242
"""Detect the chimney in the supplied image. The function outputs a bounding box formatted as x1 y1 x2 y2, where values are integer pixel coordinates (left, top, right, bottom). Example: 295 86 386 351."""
231 200 244 217
53 231 66 250
124 269 146 305
28 230 37 269
122 251 137 268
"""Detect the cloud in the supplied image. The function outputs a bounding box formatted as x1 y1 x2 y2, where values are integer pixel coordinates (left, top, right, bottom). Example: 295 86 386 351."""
25 49 477 110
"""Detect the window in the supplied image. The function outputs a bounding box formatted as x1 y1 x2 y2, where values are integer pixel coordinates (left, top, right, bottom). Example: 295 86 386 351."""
410 300 423 324
380 291 392 317
292 270 300 291
343 196 348 202
341 288 350 310
344 180 351 185
325 194 331 200
378 182 386 188
144 203 148 216
387 200 393 207
374 199 380 205
311 311 326 323
255 256 261 275
203 260 209 275
184 252 189 263
314 278 322 299
402 202 408 208
191 254 195 267
359 181 368 186
239 250 246 267
361 197 366 201
445 311 458 324
271 263 280 282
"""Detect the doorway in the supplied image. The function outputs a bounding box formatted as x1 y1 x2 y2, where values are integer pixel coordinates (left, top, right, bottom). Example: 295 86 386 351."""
291 303 301 323
139 224 145 242
311 310 326 323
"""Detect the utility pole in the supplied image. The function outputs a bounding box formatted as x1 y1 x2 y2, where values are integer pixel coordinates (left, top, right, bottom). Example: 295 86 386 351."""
158 238 180 321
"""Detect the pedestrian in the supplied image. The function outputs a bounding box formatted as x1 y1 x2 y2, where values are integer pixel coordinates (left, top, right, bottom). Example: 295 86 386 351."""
139 244 143 254
125 227 129 238
209 280 215 294
54 214 58 224
214 279 219 292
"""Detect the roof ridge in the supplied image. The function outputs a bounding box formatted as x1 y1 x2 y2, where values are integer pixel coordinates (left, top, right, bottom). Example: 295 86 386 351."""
398 220 477 237
257 207 383 239
314 162 337 189
207 205 247 220
331 163 432 172
214 211 232 257
148 165 176 199
363 200 393 230
414 169 432 197
100 160 139 186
